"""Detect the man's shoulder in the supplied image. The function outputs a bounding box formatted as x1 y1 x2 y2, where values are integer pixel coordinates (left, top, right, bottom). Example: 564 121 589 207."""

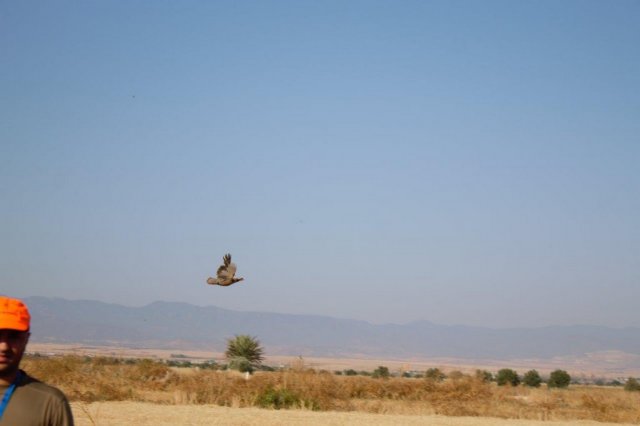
20 371 69 401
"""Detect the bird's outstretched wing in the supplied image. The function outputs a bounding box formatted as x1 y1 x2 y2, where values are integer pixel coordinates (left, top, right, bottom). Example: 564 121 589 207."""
216 253 236 280
207 253 243 286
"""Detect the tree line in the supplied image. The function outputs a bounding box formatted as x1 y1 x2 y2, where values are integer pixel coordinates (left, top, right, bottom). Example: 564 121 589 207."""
168 334 640 392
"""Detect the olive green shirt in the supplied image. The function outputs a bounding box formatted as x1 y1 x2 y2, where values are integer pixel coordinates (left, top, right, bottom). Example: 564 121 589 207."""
0 371 74 426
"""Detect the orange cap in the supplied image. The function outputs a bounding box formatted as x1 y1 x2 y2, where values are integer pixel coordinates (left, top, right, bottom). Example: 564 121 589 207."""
0 296 31 331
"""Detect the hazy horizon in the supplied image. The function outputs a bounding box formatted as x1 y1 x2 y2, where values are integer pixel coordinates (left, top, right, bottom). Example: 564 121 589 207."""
15 294 640 330
2 1 639 329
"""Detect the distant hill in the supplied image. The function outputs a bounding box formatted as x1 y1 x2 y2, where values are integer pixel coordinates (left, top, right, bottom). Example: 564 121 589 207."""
24 296 640 361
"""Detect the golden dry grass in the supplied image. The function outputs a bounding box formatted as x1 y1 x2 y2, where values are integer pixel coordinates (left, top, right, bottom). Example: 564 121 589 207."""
22 356 640 424
70 401 637 426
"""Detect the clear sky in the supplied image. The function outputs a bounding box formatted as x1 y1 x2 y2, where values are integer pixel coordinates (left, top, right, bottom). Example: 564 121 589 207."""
1 1 639 328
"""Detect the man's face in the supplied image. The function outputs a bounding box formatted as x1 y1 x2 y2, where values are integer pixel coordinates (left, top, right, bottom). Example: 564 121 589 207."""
0 329 30 381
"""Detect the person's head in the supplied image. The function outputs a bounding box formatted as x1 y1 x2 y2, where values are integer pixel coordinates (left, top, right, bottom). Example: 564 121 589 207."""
0 296 31 382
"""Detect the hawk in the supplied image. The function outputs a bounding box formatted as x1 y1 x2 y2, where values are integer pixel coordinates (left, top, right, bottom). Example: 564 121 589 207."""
207 253 244 286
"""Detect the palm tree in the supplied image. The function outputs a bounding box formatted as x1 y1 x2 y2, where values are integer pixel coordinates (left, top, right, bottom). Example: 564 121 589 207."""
225 335 264 372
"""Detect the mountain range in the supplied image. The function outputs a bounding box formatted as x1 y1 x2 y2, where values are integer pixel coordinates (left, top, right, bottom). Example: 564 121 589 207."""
24 296 640 362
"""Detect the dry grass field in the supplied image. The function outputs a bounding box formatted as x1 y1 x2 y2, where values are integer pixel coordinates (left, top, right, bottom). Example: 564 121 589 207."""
70 401 637 426
22 355 640 425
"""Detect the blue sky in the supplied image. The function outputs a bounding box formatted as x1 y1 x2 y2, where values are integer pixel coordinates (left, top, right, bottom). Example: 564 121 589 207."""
1 1 639 327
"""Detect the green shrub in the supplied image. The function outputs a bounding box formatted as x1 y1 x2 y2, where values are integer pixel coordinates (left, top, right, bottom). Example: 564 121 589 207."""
425 368 446 382
198 360 218 370
496 369 520 386
166 360 193 368
624 377 640 392
548 370 571 388
258 364 276 372
523 370 542 387
475 369 493 383
372 366 390 379
255 387 303 409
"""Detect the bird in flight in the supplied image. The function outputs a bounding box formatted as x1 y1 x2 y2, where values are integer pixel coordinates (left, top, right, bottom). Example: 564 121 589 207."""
207 253 244 286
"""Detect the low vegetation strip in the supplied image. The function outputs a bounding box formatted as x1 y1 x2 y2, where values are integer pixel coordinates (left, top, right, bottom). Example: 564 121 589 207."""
23 356 640 424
